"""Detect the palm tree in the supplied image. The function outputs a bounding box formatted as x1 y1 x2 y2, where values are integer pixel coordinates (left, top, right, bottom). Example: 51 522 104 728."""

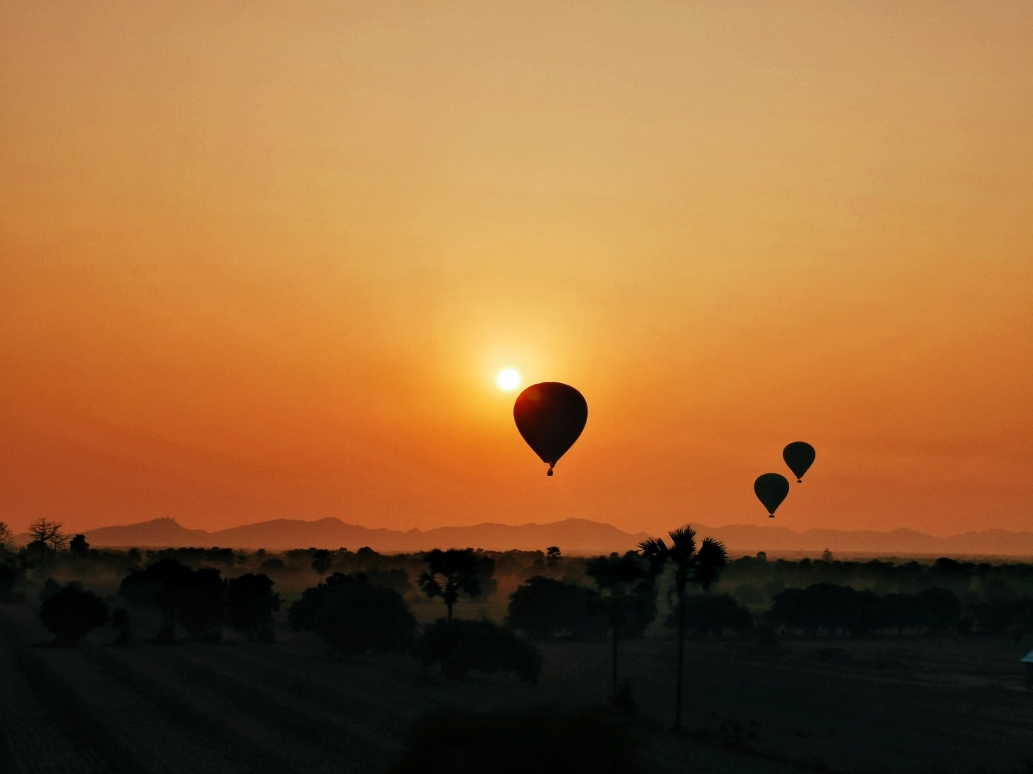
585 552 656 703
418 548 495 625
640 526 727 731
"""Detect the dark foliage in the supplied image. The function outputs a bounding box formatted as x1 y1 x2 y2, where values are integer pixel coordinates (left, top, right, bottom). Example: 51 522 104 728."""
418 549 496 623
385 708 645 774
311 549 332 576
585 552 657 638
259 557 287 573
290 572 418 655
0 563 21 601
225 573 281 641
768 583 968 636
38 582 110 645
663 593 753 637
418 618 542 683
69 534 90 557
119 558 225 642
506 576 608 639
769 583 862 635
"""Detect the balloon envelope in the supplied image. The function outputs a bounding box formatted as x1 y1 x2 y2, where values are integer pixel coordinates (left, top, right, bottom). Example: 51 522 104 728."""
783 442 816 482
754 473 790 517
513 382 588 476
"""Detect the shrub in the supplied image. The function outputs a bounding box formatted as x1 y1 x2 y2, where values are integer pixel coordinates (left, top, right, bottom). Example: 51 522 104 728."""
506 576 607 640
417 618 542 683
39 583 110 645
664 593 753 637
225 573 281 641
291 572 418 655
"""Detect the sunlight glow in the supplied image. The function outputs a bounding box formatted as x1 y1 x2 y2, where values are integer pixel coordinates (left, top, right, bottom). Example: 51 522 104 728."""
496 368 521 392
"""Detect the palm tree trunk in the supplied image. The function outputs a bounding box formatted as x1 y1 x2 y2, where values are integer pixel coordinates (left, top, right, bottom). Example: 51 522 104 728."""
675 587 685 730
446 601 453 626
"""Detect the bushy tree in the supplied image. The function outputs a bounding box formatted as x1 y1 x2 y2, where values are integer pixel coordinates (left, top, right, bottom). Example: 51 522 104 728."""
120 558 224 643
418 549 496 624
0 562 21 602
506 576 607 640
0 521 13 552
290 572 418 655
69 534 90 557
418 618 542 683
585 552 657 702
665 593 752 637
883 593 927 637
259 557 286 573
39 582 109 645
769 583 861 635
311 549 332 576
919 588 961 633
225 573 281 641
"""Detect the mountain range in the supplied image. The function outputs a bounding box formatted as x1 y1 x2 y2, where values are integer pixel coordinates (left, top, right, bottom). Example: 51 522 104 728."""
43 516 1033 557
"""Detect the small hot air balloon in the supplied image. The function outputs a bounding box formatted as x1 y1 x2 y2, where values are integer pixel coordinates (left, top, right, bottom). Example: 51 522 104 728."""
513 382 588 476
783 442 816 483
754 473 790 518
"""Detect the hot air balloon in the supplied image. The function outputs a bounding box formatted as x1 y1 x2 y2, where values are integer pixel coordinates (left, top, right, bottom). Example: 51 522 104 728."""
754 473 789 518
783 442 816 483
513 382 588 476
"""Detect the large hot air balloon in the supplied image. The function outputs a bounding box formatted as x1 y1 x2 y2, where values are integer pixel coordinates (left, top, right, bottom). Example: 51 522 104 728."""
783 442 816 483
754 473 790 518
513 382 588 476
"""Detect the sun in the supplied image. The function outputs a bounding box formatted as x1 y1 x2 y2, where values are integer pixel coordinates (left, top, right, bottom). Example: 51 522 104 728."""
496 368 521 392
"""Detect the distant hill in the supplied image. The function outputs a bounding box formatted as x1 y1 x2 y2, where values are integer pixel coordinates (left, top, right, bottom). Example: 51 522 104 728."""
80 516 650 554
68 516 1033 557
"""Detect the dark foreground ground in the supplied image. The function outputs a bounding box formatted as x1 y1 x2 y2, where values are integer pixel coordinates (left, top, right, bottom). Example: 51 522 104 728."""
1 603 1031 774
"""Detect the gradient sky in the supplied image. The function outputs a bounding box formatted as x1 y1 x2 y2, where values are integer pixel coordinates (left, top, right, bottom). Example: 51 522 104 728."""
2 1 1031 539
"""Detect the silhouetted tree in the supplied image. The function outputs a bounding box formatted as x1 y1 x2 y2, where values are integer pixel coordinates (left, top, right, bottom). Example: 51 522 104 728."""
769 583 860 635
225 572 281 641
586 552 656 703
0 563 20 602
259 557 287 573
27 517 68 573
39 582 109 645
290 572 418 655
111 607 131 646
69 534 90 557
173 567 225 641
311 549 332 576
506 576 607 640
385 708 645 774
883 593 926 637
640 527 726 729
120 558 224 643
417 618 542 682
418 549 495 624
0 521 13 552
664 593 752 638
919 587 961 634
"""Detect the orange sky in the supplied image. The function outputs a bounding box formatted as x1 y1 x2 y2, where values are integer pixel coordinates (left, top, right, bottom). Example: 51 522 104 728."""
2 1 1031 539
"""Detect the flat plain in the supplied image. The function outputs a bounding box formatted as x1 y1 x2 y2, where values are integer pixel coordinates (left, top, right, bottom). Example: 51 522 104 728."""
2 600 1031 774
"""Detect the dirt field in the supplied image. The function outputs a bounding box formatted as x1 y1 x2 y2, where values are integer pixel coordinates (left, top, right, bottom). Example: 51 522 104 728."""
1 602 1031 774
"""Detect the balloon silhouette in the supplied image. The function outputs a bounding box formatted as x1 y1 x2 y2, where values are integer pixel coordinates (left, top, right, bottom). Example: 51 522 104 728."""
783 442 816 483
513 382 588 476
754 473 790 518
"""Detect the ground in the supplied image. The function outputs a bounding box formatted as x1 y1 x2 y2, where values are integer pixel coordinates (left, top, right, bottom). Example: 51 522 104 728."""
1 601 1031 774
